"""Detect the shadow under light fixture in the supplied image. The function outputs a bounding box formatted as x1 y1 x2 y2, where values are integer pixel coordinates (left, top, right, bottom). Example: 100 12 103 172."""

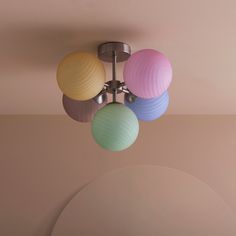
57 42 172 151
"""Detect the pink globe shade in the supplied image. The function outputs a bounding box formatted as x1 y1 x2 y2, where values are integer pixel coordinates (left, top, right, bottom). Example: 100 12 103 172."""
124 49 172 98
62 95 107 122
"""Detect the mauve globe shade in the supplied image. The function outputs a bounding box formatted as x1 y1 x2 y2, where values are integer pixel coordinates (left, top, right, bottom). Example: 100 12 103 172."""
63 95 107 122
124 49 172 98
57 52 106 101
125 91 169 121
92 103 139 151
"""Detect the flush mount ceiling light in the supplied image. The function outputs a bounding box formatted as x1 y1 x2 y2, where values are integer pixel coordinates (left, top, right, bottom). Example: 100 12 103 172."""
57 42 172 151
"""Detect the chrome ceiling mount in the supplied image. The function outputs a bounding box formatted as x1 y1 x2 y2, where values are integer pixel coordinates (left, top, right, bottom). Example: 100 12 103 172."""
98 42 131 63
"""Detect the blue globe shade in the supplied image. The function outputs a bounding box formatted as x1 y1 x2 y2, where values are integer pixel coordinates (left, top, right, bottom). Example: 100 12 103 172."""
125 91 169 121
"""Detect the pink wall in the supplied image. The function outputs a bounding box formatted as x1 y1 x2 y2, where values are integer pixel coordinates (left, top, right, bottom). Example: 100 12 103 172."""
1 115 236 235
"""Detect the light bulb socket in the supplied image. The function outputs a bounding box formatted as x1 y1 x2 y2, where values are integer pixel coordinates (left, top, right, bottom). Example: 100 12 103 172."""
93 90 108 104
124 92 137 103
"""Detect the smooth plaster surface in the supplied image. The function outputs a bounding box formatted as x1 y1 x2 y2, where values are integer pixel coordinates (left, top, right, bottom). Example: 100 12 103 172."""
1 115 236 235
52 166 236 236
1 0 236 114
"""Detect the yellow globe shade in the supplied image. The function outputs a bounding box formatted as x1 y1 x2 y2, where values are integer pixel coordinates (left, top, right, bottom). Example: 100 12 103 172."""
57 52 106 101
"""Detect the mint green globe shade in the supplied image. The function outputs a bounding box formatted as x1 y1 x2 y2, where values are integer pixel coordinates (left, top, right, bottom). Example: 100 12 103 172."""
92 103 139 151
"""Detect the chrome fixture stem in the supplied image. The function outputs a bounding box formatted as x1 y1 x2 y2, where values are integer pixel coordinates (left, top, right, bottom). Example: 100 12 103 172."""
112 51 117 102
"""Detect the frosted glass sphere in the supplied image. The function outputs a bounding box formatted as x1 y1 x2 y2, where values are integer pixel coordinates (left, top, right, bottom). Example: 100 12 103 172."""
92 103 139 151
125 91 169 121
124 49 172 98
57 52 106 101
63 94 107 122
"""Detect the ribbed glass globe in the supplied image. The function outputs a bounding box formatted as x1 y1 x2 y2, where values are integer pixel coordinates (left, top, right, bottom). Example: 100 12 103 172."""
62 94 107 122
57 52 105 101
125 91 169 121
92 103 139 151
124 49 172 98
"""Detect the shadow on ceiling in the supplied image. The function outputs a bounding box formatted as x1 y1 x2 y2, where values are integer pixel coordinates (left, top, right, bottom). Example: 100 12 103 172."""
0 25 144 75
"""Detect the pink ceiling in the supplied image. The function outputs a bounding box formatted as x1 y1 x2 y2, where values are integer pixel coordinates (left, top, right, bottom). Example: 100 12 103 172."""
0 0 236 114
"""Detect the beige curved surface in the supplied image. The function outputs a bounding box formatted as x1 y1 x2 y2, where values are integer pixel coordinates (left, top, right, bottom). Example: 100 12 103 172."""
52 165 236 236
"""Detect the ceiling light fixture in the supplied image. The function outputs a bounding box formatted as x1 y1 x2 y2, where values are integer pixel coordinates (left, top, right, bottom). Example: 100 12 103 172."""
57 42 172 151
